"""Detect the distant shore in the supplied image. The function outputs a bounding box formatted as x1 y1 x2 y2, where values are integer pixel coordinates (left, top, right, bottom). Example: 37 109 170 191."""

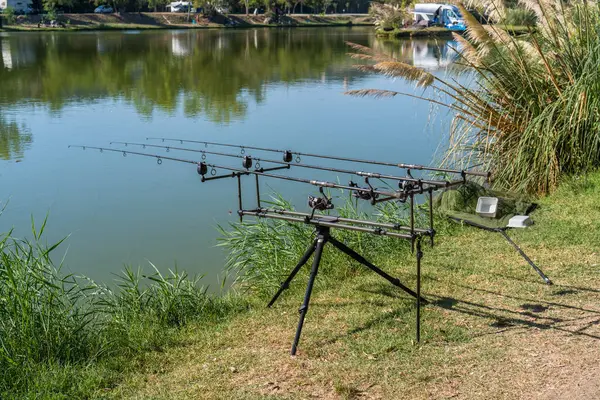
0 12 373 32
376 24 533 38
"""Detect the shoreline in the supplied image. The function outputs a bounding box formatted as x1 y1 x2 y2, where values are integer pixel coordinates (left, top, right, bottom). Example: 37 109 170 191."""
0 13 374 33
376 24 533 38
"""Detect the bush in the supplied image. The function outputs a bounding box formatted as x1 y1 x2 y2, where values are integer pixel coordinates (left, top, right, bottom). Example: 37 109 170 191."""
501 8 536 26
369 1 408 30
43 7 58 23
3 7 16 24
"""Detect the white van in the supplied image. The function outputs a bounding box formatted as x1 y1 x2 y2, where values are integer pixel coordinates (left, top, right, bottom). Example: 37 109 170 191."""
167 1 192 12
413 3 466 30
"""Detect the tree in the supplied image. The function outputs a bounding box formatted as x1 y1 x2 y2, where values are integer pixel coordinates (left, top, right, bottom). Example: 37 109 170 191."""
239 0 259 14
148 0 167 11
3 7 16 24
43 0 74 13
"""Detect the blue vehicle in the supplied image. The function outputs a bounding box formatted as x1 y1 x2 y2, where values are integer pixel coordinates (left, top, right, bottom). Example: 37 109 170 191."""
413 3 467 31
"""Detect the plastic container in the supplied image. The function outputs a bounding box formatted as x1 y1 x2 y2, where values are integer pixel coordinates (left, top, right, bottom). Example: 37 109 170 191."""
476 197 499 218
508 215 533 228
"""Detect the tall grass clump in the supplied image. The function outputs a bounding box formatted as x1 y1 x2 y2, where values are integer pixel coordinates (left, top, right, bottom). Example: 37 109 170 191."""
218 193 441 295
501 8 537 26
0 217 245 397
348 0 600 194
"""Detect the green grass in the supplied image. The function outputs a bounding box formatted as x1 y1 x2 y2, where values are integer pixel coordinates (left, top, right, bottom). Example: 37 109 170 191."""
2 172 599 398
104 172 600 398
0 217 247 398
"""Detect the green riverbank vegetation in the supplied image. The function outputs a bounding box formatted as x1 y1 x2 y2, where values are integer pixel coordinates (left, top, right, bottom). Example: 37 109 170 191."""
3 0 600 397
0 216 247 398
2 171 600 398
350 0 600 195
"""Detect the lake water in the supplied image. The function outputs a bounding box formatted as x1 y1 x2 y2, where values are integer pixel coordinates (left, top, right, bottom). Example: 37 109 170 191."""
0 27 460 287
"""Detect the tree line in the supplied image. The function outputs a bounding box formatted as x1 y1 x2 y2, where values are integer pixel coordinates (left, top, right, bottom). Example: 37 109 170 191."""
24 0 374 15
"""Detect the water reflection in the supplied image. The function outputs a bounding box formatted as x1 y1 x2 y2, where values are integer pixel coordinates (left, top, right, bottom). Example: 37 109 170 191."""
0 29 368 123
375 38 460 70
0 114 32 161
0 31 459 125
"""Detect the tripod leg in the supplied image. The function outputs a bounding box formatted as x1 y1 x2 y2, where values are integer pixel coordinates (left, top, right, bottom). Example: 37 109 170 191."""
416 239 423 343
267 238 318 308
328 236 427 304
291 233 326 356
498 230 553 285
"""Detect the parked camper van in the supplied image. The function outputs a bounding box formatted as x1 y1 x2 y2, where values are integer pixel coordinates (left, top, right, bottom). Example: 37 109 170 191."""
167 1 192 12
0 0 33 14
413 3 466 31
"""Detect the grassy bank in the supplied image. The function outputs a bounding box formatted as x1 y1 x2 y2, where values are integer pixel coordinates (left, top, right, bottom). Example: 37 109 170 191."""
3 171 598 398
0 13 372 32
108 172 600 399
0 219 248 398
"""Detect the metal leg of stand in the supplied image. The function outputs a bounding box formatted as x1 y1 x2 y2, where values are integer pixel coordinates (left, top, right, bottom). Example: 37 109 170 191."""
291 231 327 356
498 230 553 285
328 236 427 304
267 238 318 308
416 239 423 343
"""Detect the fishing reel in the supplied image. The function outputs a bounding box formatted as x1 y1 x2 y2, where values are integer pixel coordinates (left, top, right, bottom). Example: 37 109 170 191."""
308 195 334 211
242 156 253 169
283 150 293 163
397 179 421 202
307 187 334 220
349 178 379 203
197 162 208 176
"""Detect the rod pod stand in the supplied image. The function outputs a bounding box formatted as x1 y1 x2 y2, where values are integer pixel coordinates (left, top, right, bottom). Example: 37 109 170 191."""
267 225 427 356
448 217 553 285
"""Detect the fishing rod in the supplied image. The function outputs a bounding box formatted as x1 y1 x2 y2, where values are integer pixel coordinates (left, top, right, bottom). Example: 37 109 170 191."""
146 137 490 178
251 207 431 234
110 141 456 189
239 209 416 240
68 145 404 199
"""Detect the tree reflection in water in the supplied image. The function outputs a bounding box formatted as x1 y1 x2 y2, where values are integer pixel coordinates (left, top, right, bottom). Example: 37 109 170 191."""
0 114 31 161
0 29 459 127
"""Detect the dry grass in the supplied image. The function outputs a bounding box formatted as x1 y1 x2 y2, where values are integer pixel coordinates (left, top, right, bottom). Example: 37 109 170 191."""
104 173 600 399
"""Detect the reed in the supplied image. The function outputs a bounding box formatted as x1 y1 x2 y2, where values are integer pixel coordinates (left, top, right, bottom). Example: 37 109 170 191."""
0 216 245 397
217 192 445 295
348 0 600 194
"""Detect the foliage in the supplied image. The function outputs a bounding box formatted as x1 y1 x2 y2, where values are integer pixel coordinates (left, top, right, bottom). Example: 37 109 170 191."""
217 193 440 296
0 216 246 398
369 1 409 30
3 7 16 24
348 0 600 195
501 7 536 26
148 0 168 11
239 0 259 14
43 0 73 14
43 7 58 21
